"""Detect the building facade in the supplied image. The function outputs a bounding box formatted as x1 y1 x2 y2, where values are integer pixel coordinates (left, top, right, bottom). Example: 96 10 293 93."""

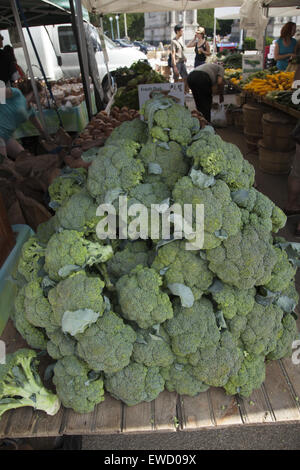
144 10 198 45
230 16 300 42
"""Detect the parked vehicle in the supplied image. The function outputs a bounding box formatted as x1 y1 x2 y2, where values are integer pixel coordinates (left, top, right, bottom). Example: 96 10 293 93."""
1 23 147 92
113 38 135 48
133 40 155 55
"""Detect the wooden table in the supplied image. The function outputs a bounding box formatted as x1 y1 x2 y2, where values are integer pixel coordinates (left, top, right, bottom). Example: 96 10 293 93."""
1 319 300 439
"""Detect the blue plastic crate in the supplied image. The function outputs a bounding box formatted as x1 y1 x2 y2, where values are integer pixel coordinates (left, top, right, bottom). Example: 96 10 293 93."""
0 224 34 335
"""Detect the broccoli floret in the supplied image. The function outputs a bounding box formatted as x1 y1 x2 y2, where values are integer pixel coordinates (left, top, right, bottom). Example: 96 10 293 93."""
240 302 284 356
116 265 173 329
263 247 297 293
210 282 256 320
206 224 277 289
53 355 104 413
161 362 209 396
143 99 195 132
150 126 169 142
104 362 165 406
56 190 100 234
76 310 136 373
48 271 105 327
17 236 45 282
187 133 255 190
169 127 192 146
105 119 148 145
267 314 299 360
44 230 113 281
48 168 87 210
172 176 242 250
14 288 48 350
271 205 287 233
0 349 60 418
22 280 54 330
46 327 76 360
87 141 144 203
151 240 214 301
107 241 150 282
224 354 266 397
139 141 189 190
189 331 243 387
132 325 174 368
36 215 60 244
164 298 220 357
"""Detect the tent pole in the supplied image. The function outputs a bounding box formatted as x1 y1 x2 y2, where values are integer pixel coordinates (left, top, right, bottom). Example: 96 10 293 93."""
71 0 93 120
10 0 48 137
213 11 217 55
124 13 128 39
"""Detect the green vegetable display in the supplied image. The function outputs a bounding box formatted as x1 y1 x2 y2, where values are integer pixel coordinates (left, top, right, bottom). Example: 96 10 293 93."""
9 93 299 418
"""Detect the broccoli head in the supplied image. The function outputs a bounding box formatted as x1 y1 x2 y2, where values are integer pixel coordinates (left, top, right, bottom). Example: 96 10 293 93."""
48 167 87 210
48 271 105 327
172 176 242 250
107 240 150 282
44 230 113 281
104 362 165 406
224 354 266 397
116 265 173 329
17 236 45 282
46 327 76 360
14 287 48 350
56 189 100 234
0 349 60 418
164 298 220 357
132 325 174 368
138 141 189 190
105 118 148 145
161 362 209 396
87 141 144 203
151 240 213 301
53 355 104 413
267 313 299 360
76 310 136 373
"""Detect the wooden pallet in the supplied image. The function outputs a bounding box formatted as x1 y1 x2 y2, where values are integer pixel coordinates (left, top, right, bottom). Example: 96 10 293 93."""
1 320 300 439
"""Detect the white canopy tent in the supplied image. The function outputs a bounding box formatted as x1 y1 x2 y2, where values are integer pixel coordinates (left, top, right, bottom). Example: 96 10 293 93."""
215 6 300 19
81 0 300 15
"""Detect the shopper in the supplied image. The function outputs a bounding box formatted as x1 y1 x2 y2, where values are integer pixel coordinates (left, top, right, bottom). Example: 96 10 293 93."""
3 45 25 82
0 35 18 85
0 78 50 159
187 63 225 122
274 21 297 71
187 27 211 68
170 24 189 93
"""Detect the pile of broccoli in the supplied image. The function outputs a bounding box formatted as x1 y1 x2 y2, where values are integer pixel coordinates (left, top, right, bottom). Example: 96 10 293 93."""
10 93 299 416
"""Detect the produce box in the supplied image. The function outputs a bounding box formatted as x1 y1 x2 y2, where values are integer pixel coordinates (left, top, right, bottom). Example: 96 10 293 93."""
0 224 34 335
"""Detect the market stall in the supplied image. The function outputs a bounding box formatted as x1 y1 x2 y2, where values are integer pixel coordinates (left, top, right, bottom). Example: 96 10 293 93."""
1 0 300 447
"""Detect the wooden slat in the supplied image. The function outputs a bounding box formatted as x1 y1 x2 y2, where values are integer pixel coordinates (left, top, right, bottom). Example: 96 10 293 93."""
180 391 214 430
0 410 16 438
61 407 96 436
237 388 274 424
208 387 243 426
30 407 65 438
123 401 153 433
280 357 300 412
92 394 122 434
262 360 300 422
4 407 35 438
153 390 178 432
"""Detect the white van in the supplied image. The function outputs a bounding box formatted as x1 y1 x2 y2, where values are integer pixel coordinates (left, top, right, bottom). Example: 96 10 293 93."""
1 23 147 90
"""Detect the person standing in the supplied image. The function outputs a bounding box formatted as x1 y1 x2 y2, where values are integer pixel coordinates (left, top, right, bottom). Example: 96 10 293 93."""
187 27 211 68
170 24 189 93
274 21 297 71
0 34 17 85
0 78 50 159
187 63 225 123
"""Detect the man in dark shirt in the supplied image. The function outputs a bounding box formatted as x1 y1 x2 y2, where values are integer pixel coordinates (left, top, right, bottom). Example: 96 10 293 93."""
0 34 17 85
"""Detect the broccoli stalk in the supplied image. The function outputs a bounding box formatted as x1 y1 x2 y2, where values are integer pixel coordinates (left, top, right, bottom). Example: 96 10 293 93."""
0 349 61 418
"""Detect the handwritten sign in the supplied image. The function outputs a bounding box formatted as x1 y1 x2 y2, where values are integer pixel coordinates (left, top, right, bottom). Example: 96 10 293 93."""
138 82 185 110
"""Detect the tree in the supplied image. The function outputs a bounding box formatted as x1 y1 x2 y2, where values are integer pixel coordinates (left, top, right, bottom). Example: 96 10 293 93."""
90 13 145 41
197 9 218 36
